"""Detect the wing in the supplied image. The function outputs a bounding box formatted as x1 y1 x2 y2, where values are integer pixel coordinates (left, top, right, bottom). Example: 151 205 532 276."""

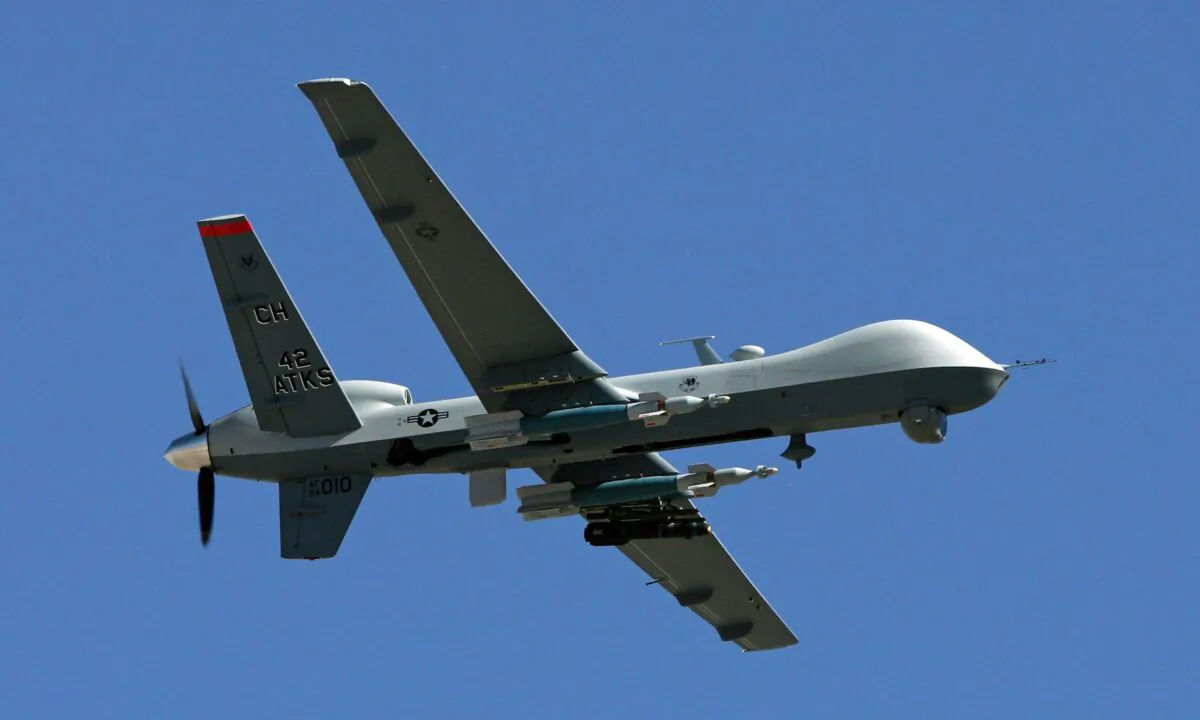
298 79 625 415
536 455 799 652
278 474 372 559
199 214 363 437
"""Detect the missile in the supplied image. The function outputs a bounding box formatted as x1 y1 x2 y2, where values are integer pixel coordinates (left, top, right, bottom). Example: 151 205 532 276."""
520 404 630 435
685 464 778 498
466 392 732 450
522 391 732 433
515 464 777 519
625 392 731 428
517 474 692 518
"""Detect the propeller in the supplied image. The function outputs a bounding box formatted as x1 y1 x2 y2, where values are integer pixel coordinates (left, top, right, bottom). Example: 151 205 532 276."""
198 467 215 546
179 362 214 546
181 361 205 435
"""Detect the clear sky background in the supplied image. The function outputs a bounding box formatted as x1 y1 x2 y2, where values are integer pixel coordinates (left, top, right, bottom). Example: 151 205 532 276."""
3 2 1197 718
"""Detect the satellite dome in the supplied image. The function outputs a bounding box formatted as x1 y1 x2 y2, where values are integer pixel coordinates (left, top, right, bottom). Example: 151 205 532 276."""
730 345 765 361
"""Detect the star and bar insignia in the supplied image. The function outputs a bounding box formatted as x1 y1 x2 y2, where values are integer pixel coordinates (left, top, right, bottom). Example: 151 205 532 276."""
404 408 449 427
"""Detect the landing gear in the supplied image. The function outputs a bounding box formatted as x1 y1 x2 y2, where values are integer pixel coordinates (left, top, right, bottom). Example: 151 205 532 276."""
582 501 711 547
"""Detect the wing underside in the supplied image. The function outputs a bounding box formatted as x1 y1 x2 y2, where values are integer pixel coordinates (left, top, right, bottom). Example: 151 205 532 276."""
298 78 623 415
536 455 798 652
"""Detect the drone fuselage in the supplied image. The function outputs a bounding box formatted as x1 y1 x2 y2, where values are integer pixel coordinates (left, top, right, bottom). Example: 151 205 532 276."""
182 319 1007 481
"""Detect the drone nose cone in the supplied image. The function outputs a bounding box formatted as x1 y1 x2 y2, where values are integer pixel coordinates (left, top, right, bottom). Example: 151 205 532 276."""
983 366 1010 401
164 431 211 471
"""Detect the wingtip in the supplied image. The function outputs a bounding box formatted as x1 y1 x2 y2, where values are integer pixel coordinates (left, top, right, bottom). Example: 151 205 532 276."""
197 213 248 224
297 77 369 98
297 76 356 86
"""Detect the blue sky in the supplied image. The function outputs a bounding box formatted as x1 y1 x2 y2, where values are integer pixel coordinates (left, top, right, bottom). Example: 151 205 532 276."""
3 2 1198 717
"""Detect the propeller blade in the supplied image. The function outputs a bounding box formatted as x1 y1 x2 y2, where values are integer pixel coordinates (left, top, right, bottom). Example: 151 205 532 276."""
198 467 215 546
180 361 205 435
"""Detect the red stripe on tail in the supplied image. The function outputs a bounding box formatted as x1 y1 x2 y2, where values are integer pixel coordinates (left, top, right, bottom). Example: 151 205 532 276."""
198 218 253 238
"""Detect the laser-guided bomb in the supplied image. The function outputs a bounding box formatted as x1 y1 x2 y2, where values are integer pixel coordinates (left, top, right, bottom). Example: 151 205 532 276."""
465 391 731 451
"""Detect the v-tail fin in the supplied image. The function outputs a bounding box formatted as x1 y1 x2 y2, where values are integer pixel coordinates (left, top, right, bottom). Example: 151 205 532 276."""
198 214 362 437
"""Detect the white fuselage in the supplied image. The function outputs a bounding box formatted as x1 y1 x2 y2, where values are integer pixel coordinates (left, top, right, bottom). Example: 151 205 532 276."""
196 320 1008 481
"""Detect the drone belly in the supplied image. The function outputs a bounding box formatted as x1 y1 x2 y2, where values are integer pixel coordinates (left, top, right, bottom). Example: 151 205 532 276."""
576 364 1005 456
215 444 377 481
202 405 381 481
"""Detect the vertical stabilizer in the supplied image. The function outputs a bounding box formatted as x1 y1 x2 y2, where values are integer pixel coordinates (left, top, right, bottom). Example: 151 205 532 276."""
198 215 362 437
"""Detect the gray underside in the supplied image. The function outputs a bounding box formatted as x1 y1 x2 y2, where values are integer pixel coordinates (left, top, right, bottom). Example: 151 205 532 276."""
210 365 1005 481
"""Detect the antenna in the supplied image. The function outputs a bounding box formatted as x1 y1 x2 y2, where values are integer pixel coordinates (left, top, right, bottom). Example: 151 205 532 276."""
1001 358 1058 370
660 336 723 366
660 335 715 345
